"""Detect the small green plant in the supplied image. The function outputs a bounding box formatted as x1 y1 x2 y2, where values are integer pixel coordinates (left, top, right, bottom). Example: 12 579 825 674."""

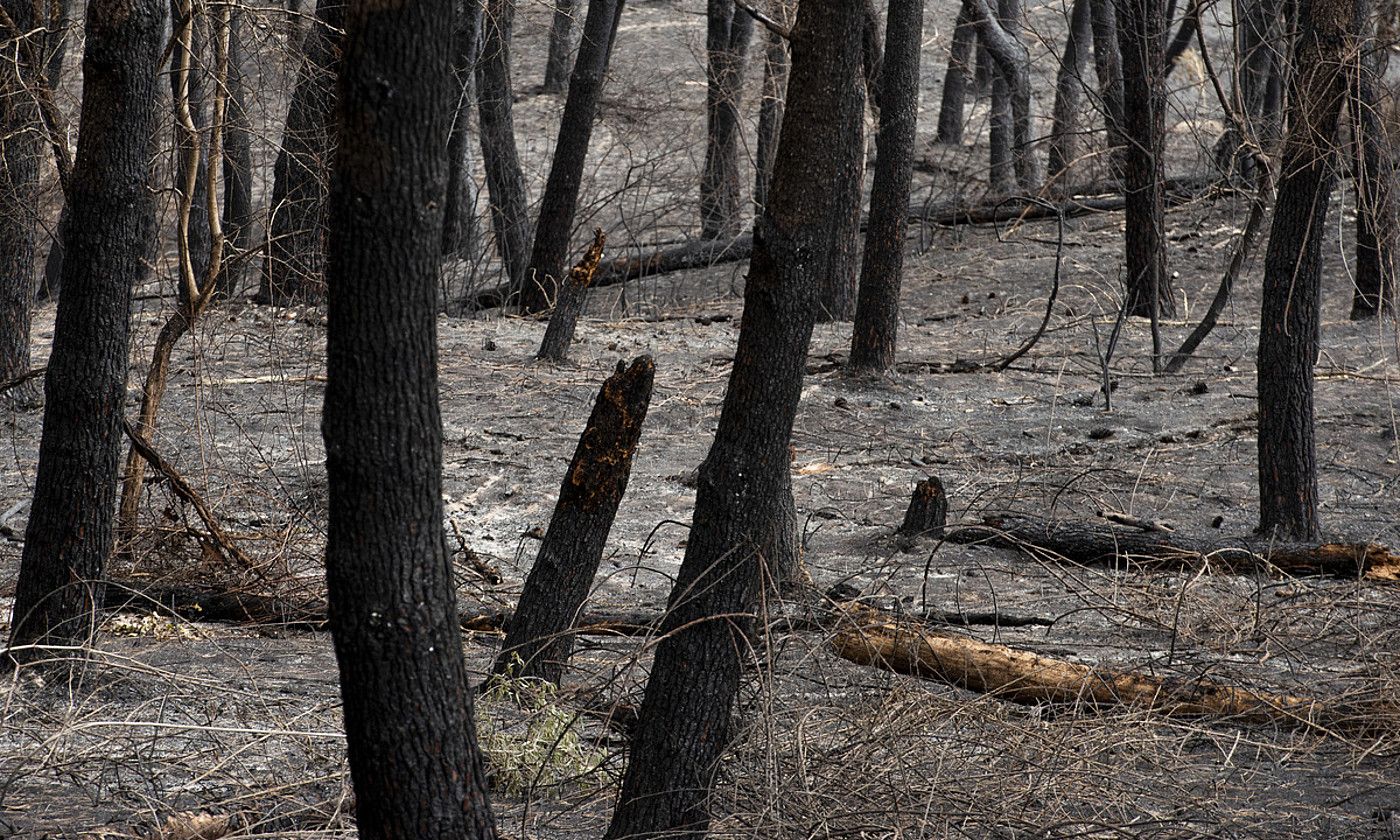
474 664 609 797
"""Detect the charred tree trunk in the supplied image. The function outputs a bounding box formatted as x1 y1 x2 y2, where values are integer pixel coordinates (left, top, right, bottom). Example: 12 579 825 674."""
970 0 1041 190
494 357 653 683
936 0 976 144
523 0 625 315
169 0 212 307
7 0 162 661
753 23 789 214
1117 0 1173 322
1163 0 1199 73
0 0 41 406
537 229 606 360
443 0 483 260
1350 34 1396 319
1257 0 1358 542
700 0 754 240
1048 0 1093 181
850 0 924 371
216 4 253 298
1217 0 1287 176
603 0 866 834
542 0 579 93
477 0 533 301
257 0 342 305
1089 0 1126 179
323 0 497 833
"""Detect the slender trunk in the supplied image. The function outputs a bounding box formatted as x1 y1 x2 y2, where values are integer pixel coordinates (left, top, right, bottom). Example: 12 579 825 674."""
477 0 533 300
523 0 626 314
851 0 924 372
753 25 789 213
699 0 754 239
542 0 579 93
170 0 211 307
8 0 162 661
1117 0 1173 321
1351 31 1395 318
970 0 1041 189
1257 0 1358 542
1048 0 1093 181
324 0 498 832
257 0 342 305
1163 0 1198 72
936 0 976 144
0 0 41 404
603 0 867 834
443 0 483 260
216 3 253 297
1089 0 1126 179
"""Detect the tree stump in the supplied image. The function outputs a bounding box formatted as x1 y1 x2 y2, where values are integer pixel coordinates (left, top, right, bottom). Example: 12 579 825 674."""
898 476 947 540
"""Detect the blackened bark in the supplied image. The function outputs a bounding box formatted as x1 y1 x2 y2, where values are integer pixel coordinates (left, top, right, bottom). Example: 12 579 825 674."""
819 94 866 322
898 476 947 537
542 0 579 93
323 0 497 833
495 356 653 683
1048 0 1093 180
1117 0 1173 319
1163 0 1198 72
1217 0 1286 176
602 0 866 834
443 0 482 259
217 4 254 297
700 0 754 240
850 0 924 371
537 229 605 360
1257 0 1358 542
753 26 788 214
936 0 976 144
7 0 162 659
477 0 533 300
1351 38 1396 319
523 0 625 315
258 0 342 305
170 0 211 306
0 0 40 404
1089 0 1126 179
969 0 1041 189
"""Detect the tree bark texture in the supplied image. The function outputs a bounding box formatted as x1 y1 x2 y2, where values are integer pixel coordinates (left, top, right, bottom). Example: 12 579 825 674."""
537 228 606 360
1116 0 1174 318
7 0 162 659
494 356 654 683
700 0 754 239
542 0 579 93
523 0 626 315
969 0 1041 189
1089 0 1126 179
1350 36 1396 319
1257 0 1358 542
322 0 497 834
850 0 924 371
217 3 254 297
603 0 866 835
0 0 41 404
257 0 342 305
443 0 483 259
477 0 533 300
1048 0 1093 180
936 0 976 145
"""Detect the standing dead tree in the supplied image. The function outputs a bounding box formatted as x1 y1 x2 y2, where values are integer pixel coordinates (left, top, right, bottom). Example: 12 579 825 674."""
1349 9 1397 319
969 0 1041 190
700 0 755 239
478 0 533 302
542 0 580 93
0 0 43 407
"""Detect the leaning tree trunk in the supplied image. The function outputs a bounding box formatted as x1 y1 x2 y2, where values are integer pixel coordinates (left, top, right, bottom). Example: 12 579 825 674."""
1047 0 1093 181
603 0 867 835
1351 28 1396 319
523 0 626 314
970 0 1041 190
322 0 497 834
0 0 41 406
1116 0 1173 323
699 0 754 240
936 0 977 144
7 0 162 662
443 0 483 260
1089 0 1126 180
257 0 342 305
1257 0 1358 542
477 0 533 302
850 0 924 372
541 0 579 93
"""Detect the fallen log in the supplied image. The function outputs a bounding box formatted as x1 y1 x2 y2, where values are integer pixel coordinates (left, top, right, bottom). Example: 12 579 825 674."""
946 514 1400 581
831 601 1325 726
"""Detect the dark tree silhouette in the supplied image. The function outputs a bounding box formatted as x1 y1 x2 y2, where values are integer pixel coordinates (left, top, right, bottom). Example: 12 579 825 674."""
217 3 254 297
322 0 497 834
1048 0 1092 181
700 0 754 239
443 0 483 260
0 0 42 404
1350 25 1396 319
754 17 789 213
1089 0 1126 178
168 0 212 306
8 0 163 661
1257 0 1359 542
850 0 925 371
936 0 976 145
542 0 579 93
603 0 867 834
478 0 533 301
969 0 1041 190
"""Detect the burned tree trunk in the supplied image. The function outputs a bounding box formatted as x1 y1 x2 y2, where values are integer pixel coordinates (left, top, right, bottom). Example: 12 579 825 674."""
700 0 754 240
1350 33 1396 319
537 229 606 360
604 0 866 833
754 19 790 214
936 0 976 145
0 0 41 405
542 0 579 93
969 0 1041 190
323 0 497 831
477 0 533 301
1116 0 1173 321
216 3 254 297
523 0 626 315
1089 0 1126 179
1257 0 1357 542
899 476 947 537
443 0 483 260
1048 0 1093 181
494 357 654 683
850 0 924 371
257 0 342 305
8 0 162 661
169 0 212 307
